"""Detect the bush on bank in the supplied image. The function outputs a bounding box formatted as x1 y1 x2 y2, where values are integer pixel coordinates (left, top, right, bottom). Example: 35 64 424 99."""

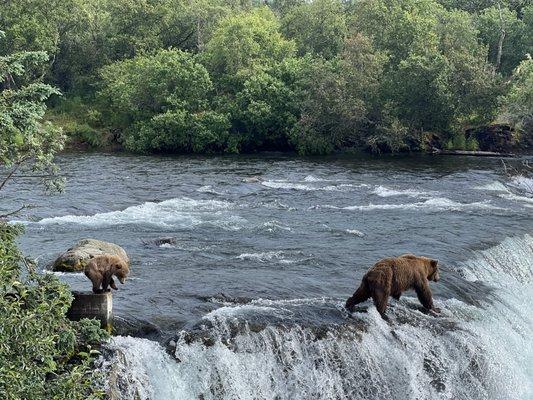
0 223 109 400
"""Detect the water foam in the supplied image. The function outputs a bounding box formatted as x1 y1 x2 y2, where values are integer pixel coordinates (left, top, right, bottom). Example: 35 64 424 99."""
475 180 533 207
346 229 365 237
261 180 365 192
319 198 504 212
475 181 509 192
196 185 224 195
510 176 533 195
236 250 304 264
371 186 433 198
36 198 246 230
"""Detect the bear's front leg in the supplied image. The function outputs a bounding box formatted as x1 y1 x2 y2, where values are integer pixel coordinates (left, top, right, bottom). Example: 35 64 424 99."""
414 280 434 310
101 271 113 292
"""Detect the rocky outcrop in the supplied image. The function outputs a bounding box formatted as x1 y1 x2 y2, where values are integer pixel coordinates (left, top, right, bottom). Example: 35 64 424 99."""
466 124 516 153
52 239 129 272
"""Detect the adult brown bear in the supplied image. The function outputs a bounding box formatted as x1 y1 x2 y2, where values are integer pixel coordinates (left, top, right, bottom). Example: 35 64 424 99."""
84 254 130 293
345 254 439 319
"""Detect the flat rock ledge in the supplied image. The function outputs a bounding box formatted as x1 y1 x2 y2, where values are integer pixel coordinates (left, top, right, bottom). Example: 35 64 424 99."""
53 238 129 272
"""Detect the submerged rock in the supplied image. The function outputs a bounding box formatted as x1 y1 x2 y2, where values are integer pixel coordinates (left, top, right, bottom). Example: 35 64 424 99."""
142 237 177 247
52 238 129 272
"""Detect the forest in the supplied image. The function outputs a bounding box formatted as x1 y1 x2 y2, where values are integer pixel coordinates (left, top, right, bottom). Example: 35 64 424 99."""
1 0 532 155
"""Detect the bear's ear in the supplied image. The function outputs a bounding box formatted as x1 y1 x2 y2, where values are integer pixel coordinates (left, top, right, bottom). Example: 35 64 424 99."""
430 259 438 268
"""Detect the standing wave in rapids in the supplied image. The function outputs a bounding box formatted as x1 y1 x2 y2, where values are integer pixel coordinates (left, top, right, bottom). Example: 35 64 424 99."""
105 234 532 400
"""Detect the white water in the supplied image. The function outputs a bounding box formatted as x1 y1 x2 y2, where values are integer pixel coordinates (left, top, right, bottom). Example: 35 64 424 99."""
371 185 434 198
260 180 366 192
35 198 247 230
476 179 533 207
108 234 533 400
319 197 505 212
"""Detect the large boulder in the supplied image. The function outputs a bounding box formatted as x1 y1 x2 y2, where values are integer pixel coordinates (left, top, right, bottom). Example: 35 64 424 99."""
53 239 129 272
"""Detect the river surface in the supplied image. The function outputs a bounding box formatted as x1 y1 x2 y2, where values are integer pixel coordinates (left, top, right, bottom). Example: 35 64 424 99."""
4 153 533 399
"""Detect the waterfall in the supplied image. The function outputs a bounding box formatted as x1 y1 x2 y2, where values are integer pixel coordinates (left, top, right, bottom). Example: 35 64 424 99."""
106 234 533 400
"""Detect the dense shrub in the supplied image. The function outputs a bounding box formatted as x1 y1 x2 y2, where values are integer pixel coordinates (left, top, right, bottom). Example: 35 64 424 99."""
0 223 109 400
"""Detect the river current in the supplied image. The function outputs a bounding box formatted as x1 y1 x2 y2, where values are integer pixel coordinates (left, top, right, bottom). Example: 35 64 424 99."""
5 153 533 399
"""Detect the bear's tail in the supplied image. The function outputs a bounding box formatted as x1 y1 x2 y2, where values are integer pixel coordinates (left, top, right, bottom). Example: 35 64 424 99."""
345 279 371 311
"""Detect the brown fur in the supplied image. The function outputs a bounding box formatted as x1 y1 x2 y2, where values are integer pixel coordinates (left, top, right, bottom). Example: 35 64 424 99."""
345 254 439 319
84 254 130 294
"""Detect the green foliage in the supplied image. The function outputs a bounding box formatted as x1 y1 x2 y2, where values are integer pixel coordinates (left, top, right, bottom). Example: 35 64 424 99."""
476 6 531 76
2 0 530 154
226 58 305 151
500 56 533 146
290 34 389 154
352 0 501 143
0 33 65 196
0 34 107 399
45 97 107 148
99 49 230 152
203 7 295 91
0 223 109 400
281 0 347 59
0 0 75 56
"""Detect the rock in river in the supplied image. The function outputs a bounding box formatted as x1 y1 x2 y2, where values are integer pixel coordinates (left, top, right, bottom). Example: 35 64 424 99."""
53 238 129 272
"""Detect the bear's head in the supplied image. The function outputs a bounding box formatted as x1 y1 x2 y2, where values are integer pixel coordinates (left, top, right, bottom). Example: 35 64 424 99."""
112 259 130 284
427 259 439 282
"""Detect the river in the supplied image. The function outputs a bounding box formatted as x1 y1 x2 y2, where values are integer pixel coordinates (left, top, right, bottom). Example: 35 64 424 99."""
5 153 533 399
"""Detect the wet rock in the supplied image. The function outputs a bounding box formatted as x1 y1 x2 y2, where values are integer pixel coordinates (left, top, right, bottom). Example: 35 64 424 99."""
466 124 516 153
52 238 129 272
113 316 161 340
155 237 177 246
142 236 177 247
99 346 147 400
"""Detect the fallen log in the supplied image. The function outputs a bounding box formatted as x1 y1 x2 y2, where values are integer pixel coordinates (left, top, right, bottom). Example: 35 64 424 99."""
432 149 514 157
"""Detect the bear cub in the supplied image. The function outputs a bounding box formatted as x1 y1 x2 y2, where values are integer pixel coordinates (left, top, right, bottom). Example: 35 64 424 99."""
345 254 440 319
84 254 130 294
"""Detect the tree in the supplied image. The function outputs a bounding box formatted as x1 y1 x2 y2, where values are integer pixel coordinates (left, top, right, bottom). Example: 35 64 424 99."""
0 32 108 399
227 58 305 151
99 49 230 152
202 7 295 92
476 5 530 75
351 0 500 145
290 34 393 154
0 0 74 56
0 33 66 212
281 0 347 59
500 56 533 147
0 223 108 399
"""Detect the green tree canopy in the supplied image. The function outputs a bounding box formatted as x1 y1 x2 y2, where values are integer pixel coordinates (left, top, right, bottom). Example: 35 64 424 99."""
0 33 65 196
203 7 295 92
99 49 230 152
500 56 533 145
281 0 347 59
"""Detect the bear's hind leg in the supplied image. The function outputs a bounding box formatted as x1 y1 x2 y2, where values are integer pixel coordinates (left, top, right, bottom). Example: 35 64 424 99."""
372 287 390 319
345 281 371 312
